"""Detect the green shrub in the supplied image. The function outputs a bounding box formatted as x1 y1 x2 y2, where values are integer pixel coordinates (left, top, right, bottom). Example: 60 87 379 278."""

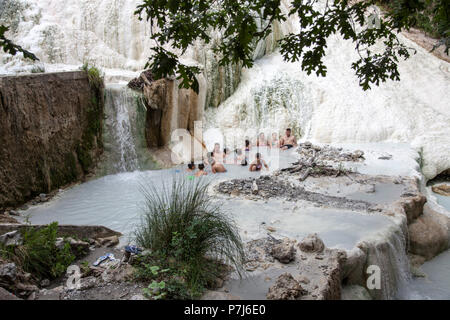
134 176 245 298
81 62 104 91
378 0 448 39
1 222 75 280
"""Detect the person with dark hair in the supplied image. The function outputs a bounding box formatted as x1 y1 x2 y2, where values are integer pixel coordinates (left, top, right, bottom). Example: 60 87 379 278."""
249 153 269 172
187 161 196 172
245 139 251 152
280 128 298 150
195 163 208 177
235 148 247 166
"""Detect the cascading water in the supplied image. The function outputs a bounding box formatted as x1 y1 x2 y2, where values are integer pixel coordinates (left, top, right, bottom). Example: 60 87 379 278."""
362 224 412 299
205 64 314 145
102 85 140 174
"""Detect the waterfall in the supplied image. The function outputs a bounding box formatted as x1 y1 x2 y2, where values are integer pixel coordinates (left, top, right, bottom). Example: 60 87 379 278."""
101 84 141 174
360 217 412 300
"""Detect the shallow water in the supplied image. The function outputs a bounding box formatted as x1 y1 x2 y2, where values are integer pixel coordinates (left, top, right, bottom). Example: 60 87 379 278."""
21 148 393 250
225 266 299 300
20 150 297 238
346 183 405 205
433 193 450 212
401 250 450 300
223 199 394 250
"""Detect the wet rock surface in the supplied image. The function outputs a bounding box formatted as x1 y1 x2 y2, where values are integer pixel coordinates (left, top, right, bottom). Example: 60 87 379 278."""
408 206 449 260
237 235 345 300
298 234 325 253
271 239 296 264
432 184 450 197
267 273 306 300
216 175 372 211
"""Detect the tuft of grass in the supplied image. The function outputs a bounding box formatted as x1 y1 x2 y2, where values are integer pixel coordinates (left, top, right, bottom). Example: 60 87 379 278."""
134 176 245 299
417 147 425 171
30 65 45 73
81 62 104 90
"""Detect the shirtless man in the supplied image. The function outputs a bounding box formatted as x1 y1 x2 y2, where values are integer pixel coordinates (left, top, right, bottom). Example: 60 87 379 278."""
280 128 298 150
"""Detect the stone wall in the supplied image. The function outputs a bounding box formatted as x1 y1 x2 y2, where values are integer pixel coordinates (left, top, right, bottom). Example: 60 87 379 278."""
0 71 104 209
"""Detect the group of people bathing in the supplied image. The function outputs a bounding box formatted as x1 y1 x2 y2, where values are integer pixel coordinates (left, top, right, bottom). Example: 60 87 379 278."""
186 128 298 177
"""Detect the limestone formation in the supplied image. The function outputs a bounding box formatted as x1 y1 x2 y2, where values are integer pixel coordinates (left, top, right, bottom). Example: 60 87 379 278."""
298 234 325 253
432 184 450 197
408 207 449 260
128 73 203 149
267 273 305 300
271 239 296 264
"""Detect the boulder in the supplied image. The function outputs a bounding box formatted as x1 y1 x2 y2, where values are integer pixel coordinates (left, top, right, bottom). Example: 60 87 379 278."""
298 234 325 253
98 235 119 247
409 209 449 260
398 194 427 223
0 230 23 246
432 184 450 197
341 285 372 300
267 273 305 300
40 279 50 288
16 283 39 297
0 262 17 283
271 239 296 264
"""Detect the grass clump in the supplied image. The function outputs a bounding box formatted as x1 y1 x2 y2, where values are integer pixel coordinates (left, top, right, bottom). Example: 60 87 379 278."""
30 65 45 73
0 222 75 280
81 62 104 91
133 176 245 299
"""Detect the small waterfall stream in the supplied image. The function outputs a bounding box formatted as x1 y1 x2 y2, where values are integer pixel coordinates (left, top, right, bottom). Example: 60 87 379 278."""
105 85 140 173
98 84 158 176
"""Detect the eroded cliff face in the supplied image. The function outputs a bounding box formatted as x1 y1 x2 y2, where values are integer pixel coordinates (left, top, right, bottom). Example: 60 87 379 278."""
0 71 104 209
128 71 205 149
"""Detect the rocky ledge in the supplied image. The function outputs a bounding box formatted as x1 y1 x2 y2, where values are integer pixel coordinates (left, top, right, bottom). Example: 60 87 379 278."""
245 234 345 300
